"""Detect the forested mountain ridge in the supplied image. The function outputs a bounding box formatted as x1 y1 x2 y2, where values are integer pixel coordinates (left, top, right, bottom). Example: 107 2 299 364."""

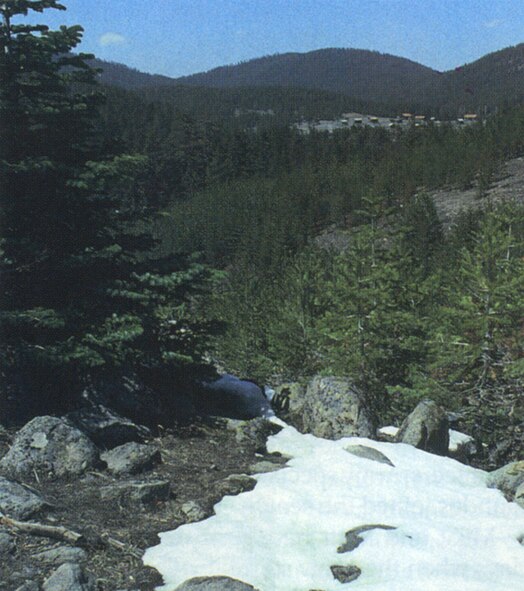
93 44 524 117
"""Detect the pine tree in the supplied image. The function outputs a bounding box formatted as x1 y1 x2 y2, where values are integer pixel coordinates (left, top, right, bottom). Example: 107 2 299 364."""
0 1 218 411
429 202 524 447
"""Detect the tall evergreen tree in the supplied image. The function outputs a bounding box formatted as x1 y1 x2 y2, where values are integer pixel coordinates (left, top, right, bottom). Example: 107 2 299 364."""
0 1 217 412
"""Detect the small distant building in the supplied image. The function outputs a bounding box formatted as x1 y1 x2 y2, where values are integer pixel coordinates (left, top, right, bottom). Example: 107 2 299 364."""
414 115 426 121
401 113 413 119
464 113 478 120
369 116 379 123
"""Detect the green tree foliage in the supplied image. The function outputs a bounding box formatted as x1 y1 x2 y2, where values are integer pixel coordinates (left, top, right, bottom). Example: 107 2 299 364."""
428 204 524 432
0 1 218 410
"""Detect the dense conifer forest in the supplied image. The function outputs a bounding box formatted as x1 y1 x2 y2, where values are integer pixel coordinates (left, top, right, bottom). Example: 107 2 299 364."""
1 1 523 461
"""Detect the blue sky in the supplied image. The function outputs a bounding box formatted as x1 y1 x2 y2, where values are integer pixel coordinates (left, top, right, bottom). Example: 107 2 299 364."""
36 0 524 77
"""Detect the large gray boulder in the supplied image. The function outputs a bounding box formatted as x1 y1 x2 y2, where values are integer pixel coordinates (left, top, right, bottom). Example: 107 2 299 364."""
271 382 308 429
487 461 524 500
100 479 170 505
515 482 524 509
0 416 100 480
300 376 374 440
174 576 259 591
395 399 449 455
0 530 15 555
101 442 161 475
42 562 95 591
225 417 282 453
67 405 150 449
32 546 88 566
0 476 48 519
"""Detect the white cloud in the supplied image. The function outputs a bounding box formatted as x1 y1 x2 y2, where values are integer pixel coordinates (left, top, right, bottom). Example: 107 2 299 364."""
99 32 126 47
484 19 503 28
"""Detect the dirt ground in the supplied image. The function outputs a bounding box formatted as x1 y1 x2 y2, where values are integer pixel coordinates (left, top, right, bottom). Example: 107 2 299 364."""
0 419 282 591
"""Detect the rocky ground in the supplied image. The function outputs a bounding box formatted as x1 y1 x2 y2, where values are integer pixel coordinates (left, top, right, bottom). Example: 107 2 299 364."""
314 155 524 251
0 417 285 591
429 156 524 230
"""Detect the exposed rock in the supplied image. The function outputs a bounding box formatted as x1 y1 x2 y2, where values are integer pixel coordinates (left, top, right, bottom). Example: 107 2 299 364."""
100 479 171 505
101 442 161 476
512 479 524 508
225 417 282 453
82 372 195 426
31 546 88 565
195 374 271 420
0 530 15 555
344 444 395 467
217 474 257 497
67 405 150 449
0 476 48 519
376 425 399 442
15 583 39 591
174 576 259 591
180 501 210 523
448 429 477 462
330 565 362 583
271 382 308 429
301 376 375 440
42 562 95 591
487 461 524 499
395 399 449 455
249 460 286 474
338 524 397 553
0 416 99 480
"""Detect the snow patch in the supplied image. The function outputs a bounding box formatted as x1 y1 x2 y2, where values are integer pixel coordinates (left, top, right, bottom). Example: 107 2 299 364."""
144 423 524 591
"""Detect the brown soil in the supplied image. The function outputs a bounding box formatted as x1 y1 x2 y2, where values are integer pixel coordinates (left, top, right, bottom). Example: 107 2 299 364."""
0 420 278 591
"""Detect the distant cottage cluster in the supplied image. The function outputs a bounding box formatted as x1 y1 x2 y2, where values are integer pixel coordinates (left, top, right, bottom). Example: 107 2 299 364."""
294 111 479 134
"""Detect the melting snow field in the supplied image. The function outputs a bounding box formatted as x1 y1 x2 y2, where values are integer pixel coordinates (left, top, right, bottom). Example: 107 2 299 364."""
144 422 524 591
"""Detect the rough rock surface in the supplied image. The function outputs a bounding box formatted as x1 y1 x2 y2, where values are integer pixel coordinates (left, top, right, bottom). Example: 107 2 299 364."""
180 500 210 523
515 482 524 509
81 373 194 426
395 399 449 455
0 530 16 555
42 562 95 591
31 546 88 566
174 576 259 591
100 479 171 505
217 474 257 497
330 565 362 583
344 444 395 467
271 382 308 429
487 461 524 499
225 417 282 453
249 460 286 474
101 442 161 475
0 416 99 480
67 405 150 449
338 524 397 553
448 429 477 463
0 476 48 519
301 376 374 440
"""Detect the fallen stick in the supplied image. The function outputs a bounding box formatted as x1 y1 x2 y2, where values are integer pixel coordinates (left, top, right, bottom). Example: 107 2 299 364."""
0 515 84 545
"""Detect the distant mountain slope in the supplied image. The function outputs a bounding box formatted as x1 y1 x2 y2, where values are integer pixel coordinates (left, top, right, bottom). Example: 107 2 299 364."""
173 48 441 106
93 44 524 117
434 43 524 116
90 58 177 89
